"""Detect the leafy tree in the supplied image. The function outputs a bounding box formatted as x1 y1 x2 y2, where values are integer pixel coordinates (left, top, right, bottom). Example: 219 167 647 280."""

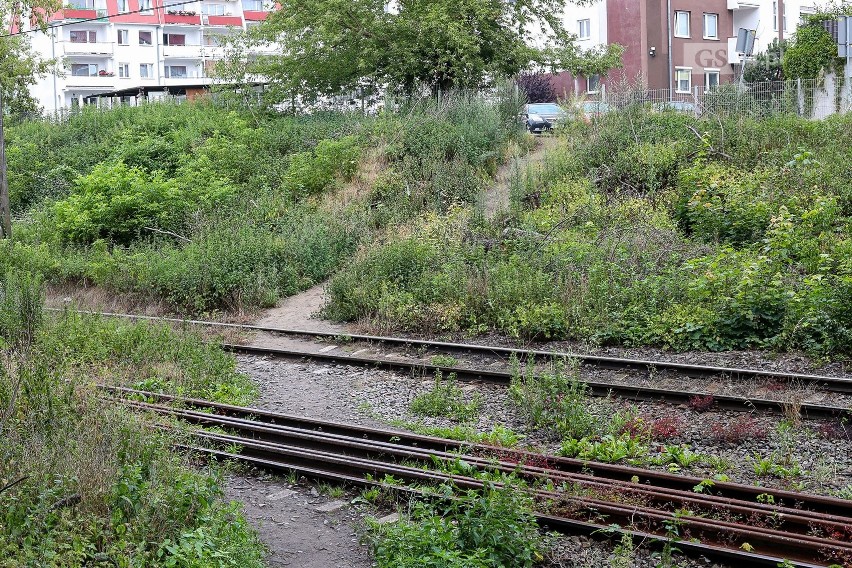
743 39 786 83
0 0 62 238
782 16 842 79
219 0 608 103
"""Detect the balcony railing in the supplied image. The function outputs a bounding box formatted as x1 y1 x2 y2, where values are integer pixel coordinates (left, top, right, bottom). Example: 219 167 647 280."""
162 43 204 57
62 41 113 55
65 75 117 88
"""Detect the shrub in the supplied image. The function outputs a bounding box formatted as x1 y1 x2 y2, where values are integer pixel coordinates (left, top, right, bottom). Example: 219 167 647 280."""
285 136 360 196
509 359 598 439
410 372 481 422
368 483 541 568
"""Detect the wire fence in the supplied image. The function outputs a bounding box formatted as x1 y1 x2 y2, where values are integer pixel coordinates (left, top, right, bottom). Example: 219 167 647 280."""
591 77 852 119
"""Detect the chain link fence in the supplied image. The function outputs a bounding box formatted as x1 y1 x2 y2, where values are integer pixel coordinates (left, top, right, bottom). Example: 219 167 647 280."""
592 76 852 119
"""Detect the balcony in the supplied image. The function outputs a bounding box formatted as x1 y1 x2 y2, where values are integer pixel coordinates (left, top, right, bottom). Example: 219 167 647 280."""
205 15 242 26
727 37 742 64
162 43 204 58
62 41 113 55
727 0 759 9
242 10 268 21
64 75 117 88
164 11 202 24
162 74 213 87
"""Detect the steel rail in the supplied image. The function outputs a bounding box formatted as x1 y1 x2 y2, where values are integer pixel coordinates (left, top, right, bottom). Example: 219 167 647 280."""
225 343 851 420
180 430 845 567
186 444 828 568
134 398 852 536
52 308 852 391
104 385 852 519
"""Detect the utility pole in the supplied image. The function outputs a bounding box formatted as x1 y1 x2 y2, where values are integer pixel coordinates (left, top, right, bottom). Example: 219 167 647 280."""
0 86 10 240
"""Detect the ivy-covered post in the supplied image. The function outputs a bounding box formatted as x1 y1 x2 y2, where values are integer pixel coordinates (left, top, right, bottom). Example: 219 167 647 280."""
0 87 9 239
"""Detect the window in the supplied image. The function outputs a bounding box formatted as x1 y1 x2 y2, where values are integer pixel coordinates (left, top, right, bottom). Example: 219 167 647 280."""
140 63 153 78
164 65 188 78
117 0 129 11
139 0 152 14
578 19 591 39
705 69 720 90
118 63 130 78
68 0 95 8
70 63 98 76
674 11 690 37
587 74 600 93
139 31 152 45
117 29 129 45
772 2 777 31
242 0 263 10
675 67 692 93
163 33 186 45
203 3 225 15
703 13 718 39
70 30 97 43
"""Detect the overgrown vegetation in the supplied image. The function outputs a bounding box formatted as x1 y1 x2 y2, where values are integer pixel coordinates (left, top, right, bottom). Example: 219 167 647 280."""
2 91 523 314
367 483 541 568
0 269 264 566
328 107 852 359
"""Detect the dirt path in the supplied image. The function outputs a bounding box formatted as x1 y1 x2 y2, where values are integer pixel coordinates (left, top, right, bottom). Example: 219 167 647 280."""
484 135 560 220
252 282 349 339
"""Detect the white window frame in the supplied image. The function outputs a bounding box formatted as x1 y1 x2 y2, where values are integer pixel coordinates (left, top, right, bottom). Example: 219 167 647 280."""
118 62 130 78
117 0 128 12
703 13 718 39
704 68 720 90
70 63 98 76
117 29 129 45
675 67 692 93
203 3 226 15
586 74 600 94
140 63 153 78
164 65 188 78
772 1 777 31
578 18 591 40
242 0 263 10
139 0 152 15
138 30 153 45
674 11 690 38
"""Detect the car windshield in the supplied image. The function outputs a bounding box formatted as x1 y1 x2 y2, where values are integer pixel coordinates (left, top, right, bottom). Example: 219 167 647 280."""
527 104 563 115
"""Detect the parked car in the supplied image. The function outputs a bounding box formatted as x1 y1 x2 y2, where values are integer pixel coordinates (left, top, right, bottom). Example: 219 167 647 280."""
580 100 610 120
653 101 695 113
523 103 566 133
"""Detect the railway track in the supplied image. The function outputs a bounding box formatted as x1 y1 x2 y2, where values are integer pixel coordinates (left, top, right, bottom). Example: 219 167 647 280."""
62 309 852 420
110 386 852 568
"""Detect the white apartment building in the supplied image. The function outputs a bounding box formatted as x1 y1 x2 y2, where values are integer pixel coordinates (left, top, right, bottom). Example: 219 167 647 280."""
26 0 274 112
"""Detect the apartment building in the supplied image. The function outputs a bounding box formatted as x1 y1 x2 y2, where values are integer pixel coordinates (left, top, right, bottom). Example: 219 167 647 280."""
26 0 274 112
556 0 817 96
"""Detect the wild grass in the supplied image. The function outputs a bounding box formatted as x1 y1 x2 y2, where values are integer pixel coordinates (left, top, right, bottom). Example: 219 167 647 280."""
0 269 264 566
326 108 852 359
4 92 523 315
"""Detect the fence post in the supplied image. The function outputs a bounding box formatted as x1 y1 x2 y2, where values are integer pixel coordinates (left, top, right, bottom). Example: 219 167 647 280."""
693 85 700 117
797 77 803 117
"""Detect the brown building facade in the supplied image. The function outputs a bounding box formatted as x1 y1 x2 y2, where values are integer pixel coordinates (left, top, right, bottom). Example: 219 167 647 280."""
552 0 738 97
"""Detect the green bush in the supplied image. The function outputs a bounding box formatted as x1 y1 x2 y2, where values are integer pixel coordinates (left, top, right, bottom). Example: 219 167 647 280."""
285 135 360 196
51 161 208 245
369 484 541 568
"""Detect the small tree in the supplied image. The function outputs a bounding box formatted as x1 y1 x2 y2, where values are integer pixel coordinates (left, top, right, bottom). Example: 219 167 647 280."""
744 39 786 83
0 0 61 239
516 72 555 103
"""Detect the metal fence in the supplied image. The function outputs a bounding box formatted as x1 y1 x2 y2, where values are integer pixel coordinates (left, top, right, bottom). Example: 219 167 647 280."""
591 77 852 119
